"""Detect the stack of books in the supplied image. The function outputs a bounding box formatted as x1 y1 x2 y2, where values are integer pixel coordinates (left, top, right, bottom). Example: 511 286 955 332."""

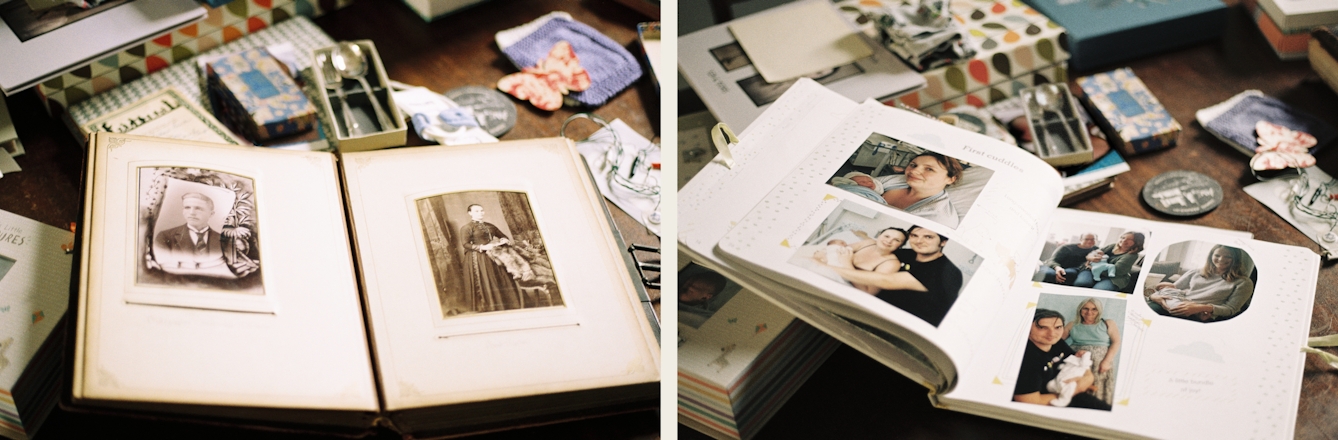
678 262 839 440
1244 0 1338 60
0 210 72 440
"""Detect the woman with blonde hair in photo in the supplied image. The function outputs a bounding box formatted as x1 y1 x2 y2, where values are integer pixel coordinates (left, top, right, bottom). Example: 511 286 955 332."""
1147 244 1254 322
1063 298 1120 405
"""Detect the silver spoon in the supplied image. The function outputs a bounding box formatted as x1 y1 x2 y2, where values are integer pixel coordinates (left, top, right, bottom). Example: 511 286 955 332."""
330 42 393 132
1034 84 1079 155
317 51 358 137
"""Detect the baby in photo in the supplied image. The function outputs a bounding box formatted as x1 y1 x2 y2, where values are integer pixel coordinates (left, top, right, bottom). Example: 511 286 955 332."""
811 238 903 274
1087 250 1117 282
813 238 851 265
1047 351 1093 407
1148 284 1191 309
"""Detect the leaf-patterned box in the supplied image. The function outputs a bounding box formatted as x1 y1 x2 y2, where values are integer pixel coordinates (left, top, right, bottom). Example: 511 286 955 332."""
839 0 1071 113
1076 67 1181 155
207 47 317 141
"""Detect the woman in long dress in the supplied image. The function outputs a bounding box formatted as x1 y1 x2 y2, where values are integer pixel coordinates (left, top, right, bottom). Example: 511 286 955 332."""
1063 297 1121 405
459 204 521 312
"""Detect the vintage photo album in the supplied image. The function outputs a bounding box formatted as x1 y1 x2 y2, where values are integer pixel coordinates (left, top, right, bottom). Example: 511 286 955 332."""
69 133 660 436
680 79 1321 438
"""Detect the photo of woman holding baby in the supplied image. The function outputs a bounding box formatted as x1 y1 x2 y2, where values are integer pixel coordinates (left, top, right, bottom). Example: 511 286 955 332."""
1072 231 1145 292
1145 243 1255 322
810 227 907 294
826 133 996 230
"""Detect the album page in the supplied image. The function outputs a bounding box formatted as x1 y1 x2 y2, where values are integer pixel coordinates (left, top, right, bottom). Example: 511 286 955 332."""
678 79 949 387
940 208 1314 440
714 96 1067 379
72 133 378 413
340 138 660 412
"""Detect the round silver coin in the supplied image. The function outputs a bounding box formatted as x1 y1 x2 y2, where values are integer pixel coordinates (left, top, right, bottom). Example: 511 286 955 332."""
444 86 517 137
1141 170 1223 216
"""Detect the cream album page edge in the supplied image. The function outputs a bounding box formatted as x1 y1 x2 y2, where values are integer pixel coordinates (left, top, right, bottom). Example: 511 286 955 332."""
343 138 659 411
76 133 377 411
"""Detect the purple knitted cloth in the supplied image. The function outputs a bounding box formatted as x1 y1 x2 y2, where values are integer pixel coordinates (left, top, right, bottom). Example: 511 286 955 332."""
502 17 643 107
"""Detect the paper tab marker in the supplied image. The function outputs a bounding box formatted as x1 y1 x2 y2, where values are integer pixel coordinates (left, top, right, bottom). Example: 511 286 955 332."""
823 194 837 201
780 239 791 248
1118 399 1130 406
1026 302 1036 309
992 377 1002 385
710 123 739 169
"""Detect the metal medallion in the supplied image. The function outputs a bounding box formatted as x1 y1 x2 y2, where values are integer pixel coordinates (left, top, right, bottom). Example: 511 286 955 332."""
1141 170 1224 216
443 86 517 137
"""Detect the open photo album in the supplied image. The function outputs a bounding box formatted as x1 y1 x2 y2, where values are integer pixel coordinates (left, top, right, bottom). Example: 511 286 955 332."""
69 133 659 437
679 79 1320 438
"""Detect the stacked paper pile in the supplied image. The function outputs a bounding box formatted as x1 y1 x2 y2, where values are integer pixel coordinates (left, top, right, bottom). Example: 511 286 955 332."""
0 210 72 440
678 281 839 440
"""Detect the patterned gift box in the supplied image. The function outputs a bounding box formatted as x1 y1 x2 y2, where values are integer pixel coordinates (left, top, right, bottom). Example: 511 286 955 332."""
1076 67 1181 156
207 47 317 140
37 0 350 116
839 0 1070 113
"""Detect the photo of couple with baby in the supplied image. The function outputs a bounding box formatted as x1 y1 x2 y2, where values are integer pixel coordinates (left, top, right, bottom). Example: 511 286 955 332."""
787 201 983 327
1013 295 1125 411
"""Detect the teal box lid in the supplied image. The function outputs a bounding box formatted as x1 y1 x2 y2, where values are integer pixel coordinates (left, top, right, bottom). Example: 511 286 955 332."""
1021 0 1228 71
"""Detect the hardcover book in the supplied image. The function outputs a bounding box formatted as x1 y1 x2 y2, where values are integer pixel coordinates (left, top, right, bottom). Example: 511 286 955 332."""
69 133 659 437
680 79 1320 438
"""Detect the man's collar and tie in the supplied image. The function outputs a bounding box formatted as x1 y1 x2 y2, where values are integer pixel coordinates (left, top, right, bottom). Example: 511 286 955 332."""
187 225 209 255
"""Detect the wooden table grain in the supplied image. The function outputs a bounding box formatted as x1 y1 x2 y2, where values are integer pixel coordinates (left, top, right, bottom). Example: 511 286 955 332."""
678 0 1338 438
0 0 661 438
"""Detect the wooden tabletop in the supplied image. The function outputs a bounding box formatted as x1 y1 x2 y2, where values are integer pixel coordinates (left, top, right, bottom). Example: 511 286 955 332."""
0 0 661 438
679 0 1338 438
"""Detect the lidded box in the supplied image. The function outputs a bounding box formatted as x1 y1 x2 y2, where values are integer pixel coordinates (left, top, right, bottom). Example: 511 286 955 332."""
207 47 317 142
1077 67 1181 156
